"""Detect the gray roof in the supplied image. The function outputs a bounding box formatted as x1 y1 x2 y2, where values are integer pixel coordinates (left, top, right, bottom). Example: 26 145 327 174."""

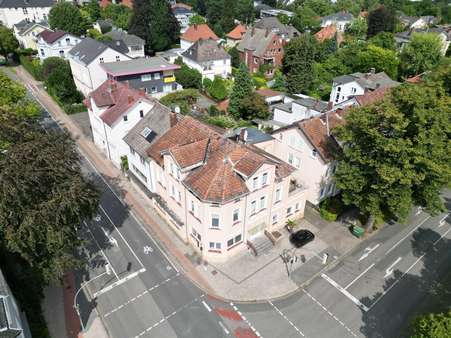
237 27 277 57
105 29 145 47
104 39 129 55
0 0 54 8
101 56 179 76
225 127 273 144
68 38 126 65
254 17 299 39
295 97 328 112
15 19 49 35
333 71 399 90
123 101 172 158
321 11 354 23
182 38 230 63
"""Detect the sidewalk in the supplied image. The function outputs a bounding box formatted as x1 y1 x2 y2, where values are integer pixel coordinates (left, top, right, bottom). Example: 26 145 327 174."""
14 65 360 303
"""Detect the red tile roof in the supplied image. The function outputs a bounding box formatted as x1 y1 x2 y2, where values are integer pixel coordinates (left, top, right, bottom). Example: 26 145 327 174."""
314 25 337 42
181 24 218 42
172 2 192 10
88 80 147 126
148 116 294 203
226 24 247 40
353 87 389 106
38 30 68 44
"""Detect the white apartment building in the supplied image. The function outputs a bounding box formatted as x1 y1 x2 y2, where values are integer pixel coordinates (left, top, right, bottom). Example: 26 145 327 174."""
0 0 53 28
36 30 80 61
273 95 328 126
13 19 49 50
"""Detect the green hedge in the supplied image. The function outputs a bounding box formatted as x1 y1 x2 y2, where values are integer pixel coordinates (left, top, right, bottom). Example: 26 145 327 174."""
63 102 87 115
19 55 43 81
202 115 250 129
319 196 345 222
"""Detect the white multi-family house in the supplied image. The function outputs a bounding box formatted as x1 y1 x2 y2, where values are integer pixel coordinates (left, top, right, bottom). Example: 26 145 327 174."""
104 29 145 58
0 0 53 28
13 19 49 50
320 11 354 32
273 94 328 126
68 37 131 97
180 23 218 51
85 80 157 168
36 30 81 61
171 3 194 34
330 69 399 106
181 38 231 80
139 116 306 261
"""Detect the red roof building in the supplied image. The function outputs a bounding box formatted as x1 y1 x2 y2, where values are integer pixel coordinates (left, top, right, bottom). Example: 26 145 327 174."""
180 24 219 50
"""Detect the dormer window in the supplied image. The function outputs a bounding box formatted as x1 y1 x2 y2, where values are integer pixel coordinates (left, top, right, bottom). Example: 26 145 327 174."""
123 115 128 122
100 57 104 63
116 55 120 62
312 149 318 157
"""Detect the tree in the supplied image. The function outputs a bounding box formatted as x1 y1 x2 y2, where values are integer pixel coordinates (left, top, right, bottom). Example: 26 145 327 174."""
101 4 133 30
345 17 368 41
235 0 254 24
0 111 99 282
367 5 396 38
189 14 206 26
229 63 253 118
334 82 451 231
208 76 228 100
49 2 87 36
205 0 224 28
399 33 443 78
84 0 101 22
194 0 207 16
411 311 451 338
174 62 202 89
368 32 396 51
271 70 286 91
236 92 269 120
128 0 180 54
356 44 399 79
229 46 241 68
290 6 321 33
0 25 19 58
220 0 236 34
282 34 318 94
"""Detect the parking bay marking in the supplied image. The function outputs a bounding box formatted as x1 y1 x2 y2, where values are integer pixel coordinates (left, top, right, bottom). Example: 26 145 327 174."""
384 257 402 278
358 244 380 262
344 263 375 290
321 273 369 312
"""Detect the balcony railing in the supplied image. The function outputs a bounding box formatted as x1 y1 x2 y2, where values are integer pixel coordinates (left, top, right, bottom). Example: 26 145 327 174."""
163 76 176 83
288 179 304 196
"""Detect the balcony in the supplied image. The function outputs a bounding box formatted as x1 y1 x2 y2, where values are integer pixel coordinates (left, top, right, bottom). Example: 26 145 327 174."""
288 178 304 196
163 75 176 83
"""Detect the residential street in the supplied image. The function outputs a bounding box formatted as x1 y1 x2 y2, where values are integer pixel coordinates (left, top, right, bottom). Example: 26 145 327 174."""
8 65 451 338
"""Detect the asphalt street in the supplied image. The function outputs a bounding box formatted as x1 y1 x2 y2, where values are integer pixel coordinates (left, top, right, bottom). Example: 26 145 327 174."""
10 67 451 338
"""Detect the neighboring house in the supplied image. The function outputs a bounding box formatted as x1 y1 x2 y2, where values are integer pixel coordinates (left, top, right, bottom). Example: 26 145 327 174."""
395 28 451 55
260 7 294 18
330 69 399 106
237 27 284 76
171 3 194 34
410 16 437 29
13 19 49 50
0 0 53 28
180 23 218 51
225 24 247 47
0 269 24 338
273 95 328 126
181 38 231 80
101 56 182 98
144 116 306 260
36 30 81 61
93 19 115 34
320 11 354 32
254 17 299 42
100 0 133 8
104 29 145 58
68 37 131 96
314 24 337 42
85 80 156 168
256 88 284 105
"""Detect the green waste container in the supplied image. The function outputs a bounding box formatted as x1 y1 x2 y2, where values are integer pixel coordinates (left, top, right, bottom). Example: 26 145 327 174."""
352 225 365 238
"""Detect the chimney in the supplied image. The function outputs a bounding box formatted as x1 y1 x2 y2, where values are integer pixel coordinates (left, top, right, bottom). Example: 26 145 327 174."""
239 128 248 143
127 95 134 104
169 112 178 127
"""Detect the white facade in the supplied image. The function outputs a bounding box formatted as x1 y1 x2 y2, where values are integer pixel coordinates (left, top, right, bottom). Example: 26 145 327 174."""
329 80 364 106
0 5 51 28
182 56 231 80
69 48 131 97
88 97 154 168
273 96 325 126
180 38 193 51
13 22 48 50
37 33 81 61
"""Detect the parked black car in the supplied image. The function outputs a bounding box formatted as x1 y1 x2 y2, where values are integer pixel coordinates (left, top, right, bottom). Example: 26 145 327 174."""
289 229 315 248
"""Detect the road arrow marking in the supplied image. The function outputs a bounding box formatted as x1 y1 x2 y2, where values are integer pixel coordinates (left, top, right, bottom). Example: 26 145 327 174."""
438 213 449 228
358 243 380 261
384 257 402 278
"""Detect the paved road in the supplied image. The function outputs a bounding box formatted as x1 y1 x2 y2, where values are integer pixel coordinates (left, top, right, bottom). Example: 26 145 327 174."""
9 66 451 338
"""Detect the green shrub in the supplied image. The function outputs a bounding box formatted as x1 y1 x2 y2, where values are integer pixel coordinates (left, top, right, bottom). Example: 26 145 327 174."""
160 89 199 114
19 55 43 80
319 196 345 222
208 76 228 101
252 75 267 89
203 77 212 90
320 207 338 222
411 311 451 338
63 102 86 114
202 115 250 129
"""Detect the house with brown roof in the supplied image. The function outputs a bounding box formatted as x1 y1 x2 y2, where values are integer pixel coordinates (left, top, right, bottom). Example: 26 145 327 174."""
85 79 161 168
225 24 247 47
237 27 284 76
314 25 337 43
143 116 307 260
36 29 81 61
180 24 219 51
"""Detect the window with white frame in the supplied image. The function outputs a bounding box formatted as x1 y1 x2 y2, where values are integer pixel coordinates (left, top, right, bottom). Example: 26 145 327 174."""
275 188 282 203
171 185 176 198
209 242 221 250
295 202 300 211
262 173 268 186
139 155 145 164
288 153 294 165
252 176 259 190
129 146 135 156
227 234 242 248
141 74 152 81
287 206 293 215
123 115 128 122
211 214 220 228
312 149 318 157
260 196 266 210
192 228 201 241
99 57 104 63
233 209 240 223
250 200 256 214
294 156 301 168
190 200 195 213
154 72 160 79
177 190 182 203
116 55 120 62
272 214 278 224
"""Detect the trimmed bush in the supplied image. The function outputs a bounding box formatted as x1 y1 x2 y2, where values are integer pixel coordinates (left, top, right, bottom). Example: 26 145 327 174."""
319 196 345 222
160 89 199 114
207 76 228 101
19 55 43 80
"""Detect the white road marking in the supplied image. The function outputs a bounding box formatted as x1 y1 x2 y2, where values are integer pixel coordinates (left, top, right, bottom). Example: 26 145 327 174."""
93 267 146 298
358 244 380 262
385 216 430 255
321 274 369 312
143 246 153 254
230 302 263 338
202 300 212 312
438 213 449 228
433 226 451 245
102 272 180 317
344 263 375 290
218 321 230 335
302 289 359 338
384 257 402 278
133 294 205 337
268 301 305 336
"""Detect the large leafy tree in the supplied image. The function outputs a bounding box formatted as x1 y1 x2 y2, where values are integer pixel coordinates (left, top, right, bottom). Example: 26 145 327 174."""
174 58 202 89
100 3 132 30
236 92 269 120
399 33 443 78
229 63 253 118
367 5 396 38
0 110 99 282
128 0 180 54
368 32 396 51
220 0 236 34
0 25 19 58
411 311 451 338
235 0 254 24
282 34 319 94
335 81 451 230
49 2 87 36
356 44 399 79
84 0 101 22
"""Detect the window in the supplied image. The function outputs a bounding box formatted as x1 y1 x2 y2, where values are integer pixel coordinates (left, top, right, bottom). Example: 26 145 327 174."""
250 200 256 214
320 187 325 198
176 168 181 180
192 228 201 241
351 87 356 94
59 50 64 56
132 165 147 182
129 147 135 156
260 196 266 210
65 37 70 44
123 115 128 122
151 87 157 93
227 234 242 248
289 135 295 147
139 110 144 118
216 242 221 250
99 57 104 63
279 133 283 140
190 200 195 213
295 202 300 211
139 155 145 164
287 206 292 215
178 190 182 203
312 149 318 157
22 7 28 14
209 242 221 250
170 162 174 176
209 242 215 249
233 209 240 223
171 185 176 198
154 72 160 80
116 55 120 62
275 188 281 203
337 86 341 92
272 214 278 224
288 153 294 165
211 214 220 228
294 156 301 168
262 173 268 186
141 74 152 81
40 49 45 56
252 177 259 190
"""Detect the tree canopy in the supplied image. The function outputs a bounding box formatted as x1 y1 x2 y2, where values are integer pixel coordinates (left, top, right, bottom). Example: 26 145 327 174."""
367 5 396 38
0 25 19 58
229 63 254 118
101 3 132 30
174 58 203 89
49 2 87 36
411 311 451 338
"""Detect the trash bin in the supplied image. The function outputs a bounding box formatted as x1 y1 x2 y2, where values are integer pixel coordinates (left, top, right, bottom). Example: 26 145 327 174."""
352 225 365 238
